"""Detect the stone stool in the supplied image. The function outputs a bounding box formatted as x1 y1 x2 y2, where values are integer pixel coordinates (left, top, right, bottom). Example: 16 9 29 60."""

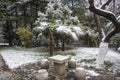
41 59 49 69
68 59 77 69
35 69 48 80
75 67 86 80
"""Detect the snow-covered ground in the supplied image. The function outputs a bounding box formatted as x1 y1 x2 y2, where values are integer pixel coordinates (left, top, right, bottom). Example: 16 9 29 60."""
0 47 47 69
73 47 120 72
0 47 120 73
0 43 9 45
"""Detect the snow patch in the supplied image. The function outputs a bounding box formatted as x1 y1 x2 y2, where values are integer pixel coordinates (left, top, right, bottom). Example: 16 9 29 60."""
86 70 100 76
0 49 46 69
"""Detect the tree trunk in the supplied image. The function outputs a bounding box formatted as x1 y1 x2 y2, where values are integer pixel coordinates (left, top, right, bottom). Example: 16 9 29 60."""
71 0 74 7
36 0 38 17
94 14 102 39
14 0 18 28
30 3 33 29
97 42 109 66
56 39 59 48
49 32 54 56
88 0 120 66
23 5 27 27
6 21 13 46
62 34 65 51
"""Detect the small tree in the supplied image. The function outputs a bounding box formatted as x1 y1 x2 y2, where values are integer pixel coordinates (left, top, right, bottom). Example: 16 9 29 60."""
34 12 55 56
34 1 84 56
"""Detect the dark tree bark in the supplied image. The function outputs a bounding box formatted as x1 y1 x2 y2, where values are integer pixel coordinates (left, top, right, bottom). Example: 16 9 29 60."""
15 6 18 28
23 5 27 27
71 0 74 7
88 0 120 42
6 20 13 46
49 32 54 56
62 34 65 51
94 0 112 40
94 14 102 39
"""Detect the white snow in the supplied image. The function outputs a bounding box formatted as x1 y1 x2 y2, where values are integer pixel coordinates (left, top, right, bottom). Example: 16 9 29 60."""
71 26 85 36
86 70 100 76
0 48 46 69
33 27 45 33
0 47 120 72
0 43 9 45
40 22 48 26
73 47 120 72
86 29 98 37
70 32 78 41
117 15 120 22
56 25 83 41
56 25 71 35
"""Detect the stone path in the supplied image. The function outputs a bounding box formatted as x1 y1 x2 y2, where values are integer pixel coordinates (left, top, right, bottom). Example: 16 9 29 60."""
0 54 14 80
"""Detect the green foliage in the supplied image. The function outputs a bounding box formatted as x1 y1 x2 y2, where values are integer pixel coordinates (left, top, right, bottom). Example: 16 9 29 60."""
110 34 120 49
104 61 113 70
80 58 96 63
15 27 33 47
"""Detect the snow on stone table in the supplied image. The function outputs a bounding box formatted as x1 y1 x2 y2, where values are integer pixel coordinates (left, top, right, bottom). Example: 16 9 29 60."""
0 49 46 69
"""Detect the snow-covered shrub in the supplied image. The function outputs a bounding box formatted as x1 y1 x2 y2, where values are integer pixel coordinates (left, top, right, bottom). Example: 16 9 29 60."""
82 27 99 47
32 35 48 47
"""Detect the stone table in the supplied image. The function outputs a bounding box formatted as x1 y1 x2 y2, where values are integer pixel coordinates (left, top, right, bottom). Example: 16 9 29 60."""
48 55 70 78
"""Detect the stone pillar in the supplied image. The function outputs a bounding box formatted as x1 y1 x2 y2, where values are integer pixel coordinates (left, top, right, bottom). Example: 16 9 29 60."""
75 67 86 80
54 62 66 76
48 55 70 79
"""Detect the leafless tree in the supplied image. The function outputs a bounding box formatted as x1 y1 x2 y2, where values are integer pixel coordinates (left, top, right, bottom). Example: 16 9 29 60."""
88 0 120 42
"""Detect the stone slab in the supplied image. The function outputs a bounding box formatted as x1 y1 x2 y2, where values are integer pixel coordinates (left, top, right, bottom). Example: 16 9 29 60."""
48 55 70 64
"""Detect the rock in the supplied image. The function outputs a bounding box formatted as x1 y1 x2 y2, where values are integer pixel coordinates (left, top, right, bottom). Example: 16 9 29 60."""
75 67 86 80
68 59 77 69
0 71 14 80
41 59 49 69
35 69 48 80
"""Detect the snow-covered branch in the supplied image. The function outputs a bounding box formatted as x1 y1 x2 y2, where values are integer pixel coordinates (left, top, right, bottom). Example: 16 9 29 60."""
101 0 112 9
88 0 120 42
94 0 112 40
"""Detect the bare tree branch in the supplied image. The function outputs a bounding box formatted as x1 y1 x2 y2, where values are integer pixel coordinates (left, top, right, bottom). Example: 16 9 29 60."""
94 0 113 40
88 0 120 42
101 0 112 9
